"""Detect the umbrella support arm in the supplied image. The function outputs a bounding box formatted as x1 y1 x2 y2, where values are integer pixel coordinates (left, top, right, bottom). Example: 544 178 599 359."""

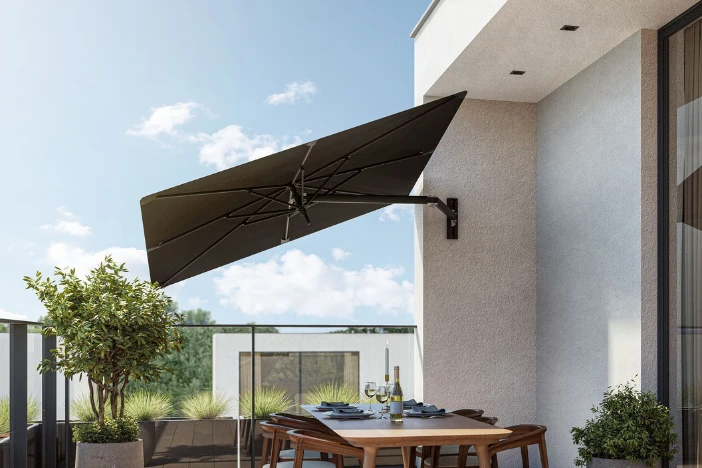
312 194 458 239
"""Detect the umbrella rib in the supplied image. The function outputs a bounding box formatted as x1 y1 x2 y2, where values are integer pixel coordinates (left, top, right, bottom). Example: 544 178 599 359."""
147 188 287 252
152 183 289 200
249 190 297 208
302 96 454 181
227 208 292 220
301 150 431 186
160 193 284 286
307 158 350 204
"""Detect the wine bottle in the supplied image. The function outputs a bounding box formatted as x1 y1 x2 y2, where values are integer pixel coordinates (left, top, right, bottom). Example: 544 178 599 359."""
389 365 403 423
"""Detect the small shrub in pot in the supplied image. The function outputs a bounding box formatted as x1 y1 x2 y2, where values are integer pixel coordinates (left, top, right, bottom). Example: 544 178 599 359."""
571 380 677 467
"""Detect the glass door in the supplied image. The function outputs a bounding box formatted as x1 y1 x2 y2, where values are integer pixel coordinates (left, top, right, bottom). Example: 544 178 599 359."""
667 16 702 467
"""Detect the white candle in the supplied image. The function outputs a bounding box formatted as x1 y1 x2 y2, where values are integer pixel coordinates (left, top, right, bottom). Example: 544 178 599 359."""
385 341 390 382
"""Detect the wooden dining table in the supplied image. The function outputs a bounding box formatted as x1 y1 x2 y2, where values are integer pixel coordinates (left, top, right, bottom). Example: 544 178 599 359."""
301 405 511 468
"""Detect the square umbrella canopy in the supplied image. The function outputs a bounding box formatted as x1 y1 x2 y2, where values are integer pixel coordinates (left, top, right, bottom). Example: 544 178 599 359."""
141 91 465 287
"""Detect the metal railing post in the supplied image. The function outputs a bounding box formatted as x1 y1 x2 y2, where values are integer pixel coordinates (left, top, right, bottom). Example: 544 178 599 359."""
250 325 255 468
10 323 28 468
42 333 57 468
64 377 71 467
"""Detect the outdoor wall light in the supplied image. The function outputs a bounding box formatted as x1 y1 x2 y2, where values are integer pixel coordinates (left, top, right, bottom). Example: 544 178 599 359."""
560 25 579 31
510 70 526 75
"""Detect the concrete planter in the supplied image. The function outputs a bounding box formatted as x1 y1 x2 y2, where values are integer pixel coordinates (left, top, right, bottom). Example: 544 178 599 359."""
74 439 144 468
138 421 156 464
588 458 654 468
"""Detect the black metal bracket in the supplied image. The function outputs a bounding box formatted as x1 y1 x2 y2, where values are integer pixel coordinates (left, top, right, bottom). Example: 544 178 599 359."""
313 194 459 239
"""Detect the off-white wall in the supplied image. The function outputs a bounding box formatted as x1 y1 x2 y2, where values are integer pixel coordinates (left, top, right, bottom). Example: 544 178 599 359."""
535 30 657 466
412 0 508 105
419 98 538 461
212 333 416 417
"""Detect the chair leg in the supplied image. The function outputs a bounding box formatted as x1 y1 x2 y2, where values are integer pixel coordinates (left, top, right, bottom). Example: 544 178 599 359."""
261 438 270 468
520 446 529 468
420 448 429 468
293 444 305 468
270 439 281 468
333 453 344 468
538 436 549 468
491 454 498 468
431 446 441 468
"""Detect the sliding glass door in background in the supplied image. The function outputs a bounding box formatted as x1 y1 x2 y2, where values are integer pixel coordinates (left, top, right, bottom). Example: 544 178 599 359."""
667 15 702 467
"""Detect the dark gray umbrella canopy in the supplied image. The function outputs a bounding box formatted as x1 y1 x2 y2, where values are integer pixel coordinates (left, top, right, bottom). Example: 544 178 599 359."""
141 91 465 286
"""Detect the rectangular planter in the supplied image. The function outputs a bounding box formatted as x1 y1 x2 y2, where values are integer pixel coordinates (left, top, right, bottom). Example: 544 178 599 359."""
0 423 42 468
148 418 240 466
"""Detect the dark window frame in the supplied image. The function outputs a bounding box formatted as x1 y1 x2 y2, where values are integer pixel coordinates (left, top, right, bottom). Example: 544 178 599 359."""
657 1 702 413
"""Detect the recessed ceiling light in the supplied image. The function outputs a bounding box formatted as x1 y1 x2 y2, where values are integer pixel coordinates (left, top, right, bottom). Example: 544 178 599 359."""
510 70 526 76
561 25 579 31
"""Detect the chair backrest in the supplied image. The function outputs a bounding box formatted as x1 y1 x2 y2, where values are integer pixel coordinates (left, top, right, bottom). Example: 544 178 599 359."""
451 408 484 418
287 429 364 460
470 416 498 425
270 413 332 433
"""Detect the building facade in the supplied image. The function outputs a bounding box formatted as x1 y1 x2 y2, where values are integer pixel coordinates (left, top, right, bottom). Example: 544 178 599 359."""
412 1 702 466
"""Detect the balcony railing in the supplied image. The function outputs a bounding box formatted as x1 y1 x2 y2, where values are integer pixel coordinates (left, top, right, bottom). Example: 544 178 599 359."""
0 320 419 468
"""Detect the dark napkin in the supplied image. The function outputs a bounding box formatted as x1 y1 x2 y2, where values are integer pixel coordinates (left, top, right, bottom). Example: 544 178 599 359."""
332 406 364 414
411 405 445 414
403 399 423 407
321 401 349 407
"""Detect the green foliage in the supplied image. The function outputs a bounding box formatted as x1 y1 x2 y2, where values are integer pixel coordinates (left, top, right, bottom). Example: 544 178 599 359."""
73 417 139 444
180 392 232 420
72 395 98 422
240 386 292 419
130 310 277 408
24 255 185 428
302 381 360 405
124 391 172 421
183 308 216 325
571 380 678 467
0 396 41 435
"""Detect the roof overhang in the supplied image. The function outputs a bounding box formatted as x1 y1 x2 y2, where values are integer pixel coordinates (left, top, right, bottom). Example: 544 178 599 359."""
413 0 698 103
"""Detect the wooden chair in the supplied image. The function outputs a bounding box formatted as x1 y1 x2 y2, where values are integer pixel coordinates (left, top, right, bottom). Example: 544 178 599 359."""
270 413 334 434
425 416 498 468
418 409 487 468
260 421 327 468
288 429 365 468
444 424 548 468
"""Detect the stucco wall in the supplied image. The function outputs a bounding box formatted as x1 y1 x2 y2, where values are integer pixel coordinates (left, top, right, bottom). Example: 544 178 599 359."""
535 30 657 466
420 99 538 446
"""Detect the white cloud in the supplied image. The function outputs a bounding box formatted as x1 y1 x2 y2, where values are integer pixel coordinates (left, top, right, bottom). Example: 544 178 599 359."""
42 207 92 237
0 308 29 321
187 296 208 308
46 242 148 279
127 102 200 139
331 248 351 261
193 125 302 170
265 81 317 105
213 249 413 318
379 205 414 222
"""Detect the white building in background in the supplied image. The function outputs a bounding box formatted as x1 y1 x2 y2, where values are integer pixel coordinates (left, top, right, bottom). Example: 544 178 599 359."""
411 0 702 465
212 333 415 417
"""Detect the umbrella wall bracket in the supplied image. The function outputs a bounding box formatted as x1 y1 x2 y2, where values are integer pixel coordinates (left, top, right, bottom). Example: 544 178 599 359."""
312 194 458 239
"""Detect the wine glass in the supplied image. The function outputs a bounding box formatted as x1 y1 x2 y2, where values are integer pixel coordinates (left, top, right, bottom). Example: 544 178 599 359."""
375 385 390 418
364 382 377 411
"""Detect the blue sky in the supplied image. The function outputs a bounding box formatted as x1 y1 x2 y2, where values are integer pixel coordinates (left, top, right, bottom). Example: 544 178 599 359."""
0 1 428 325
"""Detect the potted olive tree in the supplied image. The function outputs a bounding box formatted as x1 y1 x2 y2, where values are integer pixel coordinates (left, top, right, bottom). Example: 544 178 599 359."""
24 256 184 468
571 381 677 467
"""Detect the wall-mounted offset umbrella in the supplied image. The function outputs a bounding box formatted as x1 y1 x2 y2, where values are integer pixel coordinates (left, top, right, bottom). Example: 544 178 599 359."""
140 91 465 287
